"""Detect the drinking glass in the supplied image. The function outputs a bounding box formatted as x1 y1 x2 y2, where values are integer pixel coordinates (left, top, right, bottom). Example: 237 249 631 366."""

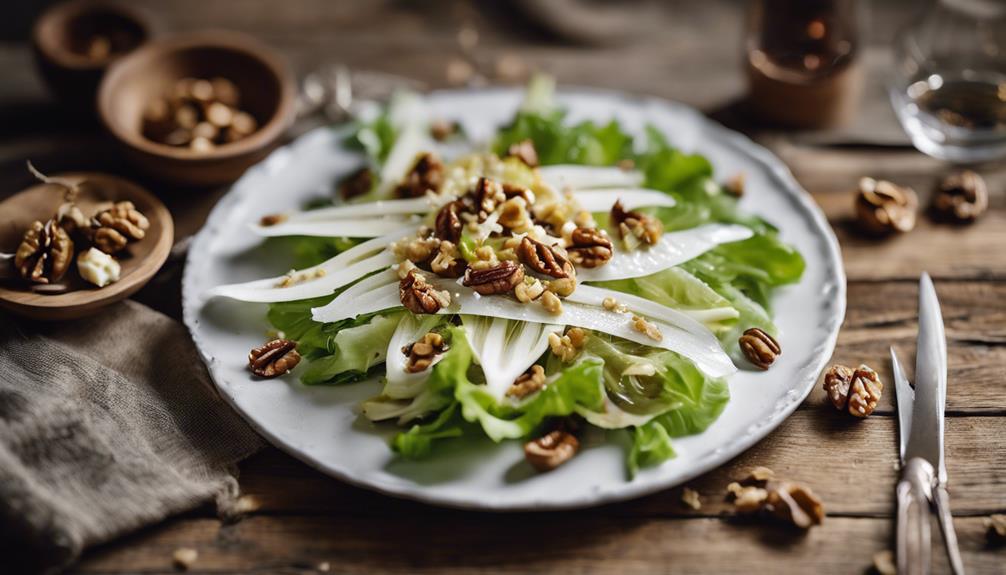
890 0 1006 163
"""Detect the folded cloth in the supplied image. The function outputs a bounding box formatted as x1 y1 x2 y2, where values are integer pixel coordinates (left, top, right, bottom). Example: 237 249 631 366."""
0 301 263 573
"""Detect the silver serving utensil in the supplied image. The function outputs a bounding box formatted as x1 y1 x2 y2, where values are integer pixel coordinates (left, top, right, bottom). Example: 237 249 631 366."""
893 272 965 575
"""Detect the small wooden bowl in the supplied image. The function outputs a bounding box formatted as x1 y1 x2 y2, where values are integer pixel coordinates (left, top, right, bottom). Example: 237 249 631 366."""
32 0 152 113
0 172 173 320
97 31 297 186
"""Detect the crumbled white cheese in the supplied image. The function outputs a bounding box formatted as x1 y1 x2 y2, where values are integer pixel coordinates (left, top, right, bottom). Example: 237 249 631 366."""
77 248 120 287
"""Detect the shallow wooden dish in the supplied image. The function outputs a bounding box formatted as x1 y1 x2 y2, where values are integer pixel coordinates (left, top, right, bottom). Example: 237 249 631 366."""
0 172 173 320
32 0 152 113
97 31 297 186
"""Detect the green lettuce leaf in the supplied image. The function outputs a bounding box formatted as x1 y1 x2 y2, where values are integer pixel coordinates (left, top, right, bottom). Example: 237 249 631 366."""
627 421 676 478
635 126 713 192
383 325 605 450
391 403 466 459
344 108 397 164
593 266 736 333
267 277 404 384
492 75 631 166
299 312 404 385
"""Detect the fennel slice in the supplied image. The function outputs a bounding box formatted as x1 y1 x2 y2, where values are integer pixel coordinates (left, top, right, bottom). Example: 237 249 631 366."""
576 224 754 283
539 165 644 190
203 229 417 303
460 316 562 401
251 216 418 238
312 280 736 378
572 188 675 212
384 314 447 400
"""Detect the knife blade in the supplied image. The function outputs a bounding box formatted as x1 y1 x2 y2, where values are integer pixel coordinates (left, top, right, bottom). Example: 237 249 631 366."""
890 347 914 465
904 272 947 479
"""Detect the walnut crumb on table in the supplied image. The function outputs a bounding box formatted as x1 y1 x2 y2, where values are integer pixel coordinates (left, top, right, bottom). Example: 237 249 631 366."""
172 548 198 571
681 487 702 510
871 550 896 575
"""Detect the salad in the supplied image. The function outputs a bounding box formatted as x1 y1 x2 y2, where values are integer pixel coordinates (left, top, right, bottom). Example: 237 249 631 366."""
207 77 805 477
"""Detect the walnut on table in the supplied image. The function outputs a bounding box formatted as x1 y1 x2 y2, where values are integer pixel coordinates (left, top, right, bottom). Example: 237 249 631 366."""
822 363 883 418
726 467 824 529
855 177 918 235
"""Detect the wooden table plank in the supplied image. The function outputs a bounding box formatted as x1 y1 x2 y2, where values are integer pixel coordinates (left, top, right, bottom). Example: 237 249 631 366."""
72 514 1005 574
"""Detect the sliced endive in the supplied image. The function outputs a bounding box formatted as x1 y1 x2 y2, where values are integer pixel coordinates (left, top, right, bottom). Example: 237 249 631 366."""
312 277 736 378
460 315 562 401
576 224 753 283
539 165 644 189
204 229 417 302
383 314 448 400
250 189 674 238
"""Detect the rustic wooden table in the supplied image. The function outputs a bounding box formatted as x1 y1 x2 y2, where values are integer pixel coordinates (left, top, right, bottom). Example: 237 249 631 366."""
2 1 1003 573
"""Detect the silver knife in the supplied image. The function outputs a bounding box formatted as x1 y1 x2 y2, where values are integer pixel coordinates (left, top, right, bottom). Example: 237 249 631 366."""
895 273 964 575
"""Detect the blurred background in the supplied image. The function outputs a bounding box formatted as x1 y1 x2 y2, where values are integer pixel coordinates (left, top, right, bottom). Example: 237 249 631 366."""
1 0 928 141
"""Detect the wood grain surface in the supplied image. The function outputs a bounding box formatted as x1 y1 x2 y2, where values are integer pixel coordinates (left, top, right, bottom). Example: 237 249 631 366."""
0 1 1002 573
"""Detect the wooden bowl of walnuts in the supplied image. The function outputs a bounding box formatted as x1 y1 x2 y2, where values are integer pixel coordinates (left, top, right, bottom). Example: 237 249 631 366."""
32 0 153 113
0 167 173 320
97 31 297 186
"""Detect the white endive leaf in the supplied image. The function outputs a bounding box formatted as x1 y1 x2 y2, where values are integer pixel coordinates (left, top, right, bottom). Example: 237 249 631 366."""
251 216 419 238
383 314 446 400
539 165 643 189
377 126 434 197
251 189 669 237
576 224 754 282
568 284 721 339
204 229 416 302
257 196 436 226
461 316 562 400
572 188 675 212
312 278 735 378
206 251 396 303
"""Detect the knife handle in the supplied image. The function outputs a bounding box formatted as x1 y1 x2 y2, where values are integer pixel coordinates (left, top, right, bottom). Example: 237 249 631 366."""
897 458 935 575
933 485 966 575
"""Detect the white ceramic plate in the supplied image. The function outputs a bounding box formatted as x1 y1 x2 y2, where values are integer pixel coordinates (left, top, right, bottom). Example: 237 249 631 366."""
182 88 845 511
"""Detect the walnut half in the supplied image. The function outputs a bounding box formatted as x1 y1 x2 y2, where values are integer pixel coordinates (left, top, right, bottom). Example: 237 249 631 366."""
248 338 301 378
855 177 918 235
822 363 883 418
462 260 524 295
739 327 780 370
14 219 74 284
611 200 663 249
524 429 579 472
400 271 451 314
566 227 613 268
516 237 572 279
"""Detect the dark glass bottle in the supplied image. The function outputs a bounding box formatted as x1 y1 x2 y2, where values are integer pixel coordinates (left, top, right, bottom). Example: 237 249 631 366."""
746 0 863 128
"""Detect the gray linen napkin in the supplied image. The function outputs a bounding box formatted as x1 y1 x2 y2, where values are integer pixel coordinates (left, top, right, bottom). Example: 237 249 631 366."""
0 300 263 573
